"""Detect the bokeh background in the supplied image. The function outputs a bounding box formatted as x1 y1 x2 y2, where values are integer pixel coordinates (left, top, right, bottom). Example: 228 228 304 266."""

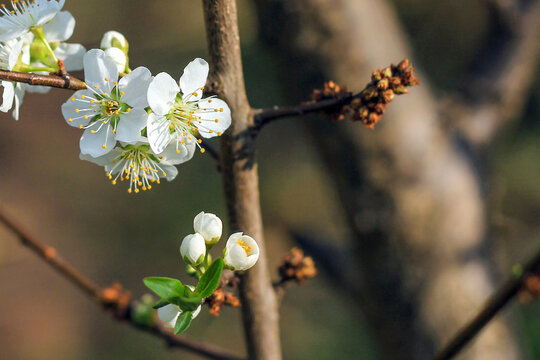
0 0 539 359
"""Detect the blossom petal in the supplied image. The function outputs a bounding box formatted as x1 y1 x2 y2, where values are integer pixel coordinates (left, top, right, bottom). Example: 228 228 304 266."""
7 39 23 70
61 90 93 127
160 139 196 165
11 83 24 120
54 43 86 71
160 163 178 182
42 11 74 42
179 58 208 101
80 148 121 167
147 113 172 154
83 49 118 93
157 304 180 323
0 81 15 113
35 0 65 26
80 123 116 157
194 98 231 138
119 66 152 108
115 108 148 143
147 72 178 115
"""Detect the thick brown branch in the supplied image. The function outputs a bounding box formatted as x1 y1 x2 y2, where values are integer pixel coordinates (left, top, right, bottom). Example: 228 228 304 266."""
0 69 85 90
0 208 243 360
432 247 540 360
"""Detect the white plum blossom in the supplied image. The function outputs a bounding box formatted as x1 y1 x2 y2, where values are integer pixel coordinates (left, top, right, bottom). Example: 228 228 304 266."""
193 211 222 245
157 302 201 328
0 0 65 42
80 140 195 193
146 58 231 154
104 47 126 73
223 233 259 271
62 49 152 158
180 233 206 265
0 38 25 119
100 30 128 52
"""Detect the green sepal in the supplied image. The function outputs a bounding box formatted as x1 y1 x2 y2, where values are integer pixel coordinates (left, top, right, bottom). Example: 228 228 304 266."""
174 311 193 334
143 277 184 302
195 258 224 298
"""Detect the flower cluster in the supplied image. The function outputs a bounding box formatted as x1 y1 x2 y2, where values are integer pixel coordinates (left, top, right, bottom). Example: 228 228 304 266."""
0 0 85 120
144 212 259 334
0 1 232 192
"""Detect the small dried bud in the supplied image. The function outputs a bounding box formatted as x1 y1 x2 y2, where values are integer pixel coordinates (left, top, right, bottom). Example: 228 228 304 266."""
382 67 393 78
377 78 389 90
397 58 410 72
394 86 408 95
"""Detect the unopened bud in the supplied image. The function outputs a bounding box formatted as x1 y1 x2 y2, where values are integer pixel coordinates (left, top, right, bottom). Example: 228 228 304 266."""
180 233 206 266
101 30 129 53
193 211 222 245
104 47 127 73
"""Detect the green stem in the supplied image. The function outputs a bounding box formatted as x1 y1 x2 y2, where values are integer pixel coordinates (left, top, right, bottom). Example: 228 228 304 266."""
15 64 57 73
31 26 59 69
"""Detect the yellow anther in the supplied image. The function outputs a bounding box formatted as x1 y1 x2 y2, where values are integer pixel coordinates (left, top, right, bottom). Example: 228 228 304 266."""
81 95 86 99
162 172 167 176
158 156 163 159
94 85 99 89
217 132 222 136
215 119 219 123
90 130 96 133
71 97 75 101
176 149 181 154
127 108 131 112
120 91 125 95
104 77 109 82
157 180 161 184
128 188 132 193
169 125 174 130
214 109 218 112
78 125 83 129
68 118 73 122
102 145 107 149
200 148 206 153
75 109 79 113
82 82 86 87
84 115 88 119
112 180 117 185
138 182 142 186
209 130 213 133
148 185 152 189
135 188 140 193
142 187 147 191
90 100 95 104
197 139 202 143
237 239 252 254
220 108 224 112
102 93 107 97
208 99 212 103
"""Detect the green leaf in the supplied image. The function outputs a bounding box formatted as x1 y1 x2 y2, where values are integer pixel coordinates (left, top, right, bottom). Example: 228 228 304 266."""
195 258 224 298
170 294 202 312
174 311 193 334
143 277 184 301
152 298 170 310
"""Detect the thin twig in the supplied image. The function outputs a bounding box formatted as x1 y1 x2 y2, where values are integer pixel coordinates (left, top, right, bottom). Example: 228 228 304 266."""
252 92 357 132
0 208 243 360
0 69 85 90
432 247 540 360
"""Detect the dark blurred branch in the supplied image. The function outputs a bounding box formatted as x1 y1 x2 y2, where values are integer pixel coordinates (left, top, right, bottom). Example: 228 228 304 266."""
457 0 540 144
0 208 243 360
432 246 540 360
0 69 85 90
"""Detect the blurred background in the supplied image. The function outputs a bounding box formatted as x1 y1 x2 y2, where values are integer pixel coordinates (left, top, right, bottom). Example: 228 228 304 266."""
0 0 539 359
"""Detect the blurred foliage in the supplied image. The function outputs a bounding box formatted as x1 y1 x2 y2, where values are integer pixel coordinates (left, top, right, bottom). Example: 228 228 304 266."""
0 0 539 359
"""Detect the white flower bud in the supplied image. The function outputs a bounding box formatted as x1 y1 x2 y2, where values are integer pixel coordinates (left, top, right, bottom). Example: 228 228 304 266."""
223 232 259 271
100 30 128 52
193 211 222 245
157 301 202 328
104 47 127 73
180 233 206 266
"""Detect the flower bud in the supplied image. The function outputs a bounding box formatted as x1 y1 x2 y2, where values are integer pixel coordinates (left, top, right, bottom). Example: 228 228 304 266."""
104 47 127 73
100 30 128 52
223 232 259 271
180 233 206 266
193 211 222 245
157 302 202 328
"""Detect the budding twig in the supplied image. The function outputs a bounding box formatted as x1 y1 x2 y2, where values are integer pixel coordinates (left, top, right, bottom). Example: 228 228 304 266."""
432 246 540 360
0 208 243 360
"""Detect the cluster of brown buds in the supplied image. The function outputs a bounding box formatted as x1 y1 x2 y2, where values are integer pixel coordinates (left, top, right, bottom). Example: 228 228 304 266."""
277 247 317 285
351 58 419 128
100 282 132 317
312 59 419 128
204 270 241 316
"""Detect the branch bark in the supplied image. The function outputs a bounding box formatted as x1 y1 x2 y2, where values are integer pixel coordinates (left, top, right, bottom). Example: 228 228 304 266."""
202 1 282 359
0 208 243 360
0 69 85 90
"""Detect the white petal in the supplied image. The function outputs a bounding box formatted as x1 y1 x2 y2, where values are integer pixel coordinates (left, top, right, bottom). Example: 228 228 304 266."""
179 58 208 101
25 85 51 94
0 81 15 113
194 98 231 138
115 108 148 143
61 90 93 127
83 49 118 93
119 67 152 108
147 72 178 115
80 148 120 167
147 113 172 154
160 139 196 165
35 0 65 26
100 30 128 50
104 47 126 73
80 124 116 157
157 304 181 323
42 11 74 42
11 83 25 120
54 43 86 71
7 39 23 70
160 163 178 181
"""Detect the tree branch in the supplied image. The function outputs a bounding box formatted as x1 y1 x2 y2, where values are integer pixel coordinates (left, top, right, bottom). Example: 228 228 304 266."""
0 208 243 360
0 69 85 90
432 246 540 360
202 0 282 359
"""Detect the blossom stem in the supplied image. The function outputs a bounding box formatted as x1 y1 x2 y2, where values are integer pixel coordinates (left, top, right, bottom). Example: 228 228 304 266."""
31 26 59 70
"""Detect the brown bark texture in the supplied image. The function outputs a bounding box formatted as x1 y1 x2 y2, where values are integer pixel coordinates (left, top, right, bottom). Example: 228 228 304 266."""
253 0 527 359
202 1 282 359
